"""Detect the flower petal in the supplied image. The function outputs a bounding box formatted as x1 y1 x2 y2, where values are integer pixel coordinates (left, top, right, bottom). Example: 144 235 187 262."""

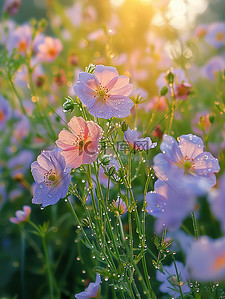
74 82 97 108
94 65 118 87
109 75 133 96
179 134 204 159
160 134 183 163
89 100 114 119
194 152 220 175
107 95 134 118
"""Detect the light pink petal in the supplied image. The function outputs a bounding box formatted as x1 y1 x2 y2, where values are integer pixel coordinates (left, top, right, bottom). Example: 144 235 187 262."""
82 141 101 164
109 75 133 96
54 39 63 51
94 65 118 87
45 36 54 47
68 116 89 139
86 121 103 142
56 129 76 148
10 217 19 224
37 151 53 170
15 211 25 221
61 149 83 169
23 206 31 216
178 134 204 159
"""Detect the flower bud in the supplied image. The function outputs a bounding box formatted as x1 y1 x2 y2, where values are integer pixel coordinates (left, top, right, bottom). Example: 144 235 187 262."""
63 97 75 113
121 120 128 132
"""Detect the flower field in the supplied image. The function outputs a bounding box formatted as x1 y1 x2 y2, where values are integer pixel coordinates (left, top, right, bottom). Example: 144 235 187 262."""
0 0 225 298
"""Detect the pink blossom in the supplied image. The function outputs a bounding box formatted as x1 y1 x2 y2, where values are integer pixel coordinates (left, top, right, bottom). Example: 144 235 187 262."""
10 206 31 224
74 65 133 119
56 116 102 169
37 37 63 63
175 83 192 100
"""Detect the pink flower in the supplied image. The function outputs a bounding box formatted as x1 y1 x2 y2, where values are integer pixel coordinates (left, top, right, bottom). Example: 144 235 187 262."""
74 65 133 119
144 96 167 112
37 37 63 62
175 83 192 100
10 206 31 224
56 116 102 169
3 0 21 16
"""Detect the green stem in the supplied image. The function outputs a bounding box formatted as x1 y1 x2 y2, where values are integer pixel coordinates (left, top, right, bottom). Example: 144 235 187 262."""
167 83 176 135
67 199 93 248
42 235 54 299
8 75 28 116
21 229 26 299
173 258 184 299
191 212 199 239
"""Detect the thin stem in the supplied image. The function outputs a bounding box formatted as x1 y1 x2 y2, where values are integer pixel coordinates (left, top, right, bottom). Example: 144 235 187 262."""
42 235 54 299
8 75 28 116
67 199 93 247
21 229 26 299
173 258 184 299
167 83 176 135
145 96 162 134
191 212 199 239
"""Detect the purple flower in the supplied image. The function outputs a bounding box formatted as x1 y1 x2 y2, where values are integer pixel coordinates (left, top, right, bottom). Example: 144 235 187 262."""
157 261 190 298
7 24 32 56
124 127 157 151
209 172 225 233
146 179 196 232
153 134 220 189
166 230 193 256
74 65 133 119
75 273 101 298
10 205 31 224
12 115 30 142
187 236 225 281
201 56 225 81
0 95 11 130
0 184 7 209
0 19 15 45
8 150 34 178
31 149 71 208
205 22 225 48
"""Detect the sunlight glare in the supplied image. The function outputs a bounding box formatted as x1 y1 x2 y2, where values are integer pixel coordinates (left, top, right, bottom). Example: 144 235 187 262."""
110 0 125 7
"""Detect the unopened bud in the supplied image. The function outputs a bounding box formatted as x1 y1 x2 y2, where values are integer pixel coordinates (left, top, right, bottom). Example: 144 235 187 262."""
63 97 75 112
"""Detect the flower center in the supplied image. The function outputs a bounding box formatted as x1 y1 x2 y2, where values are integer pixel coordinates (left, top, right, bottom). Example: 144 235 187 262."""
48 174 56 181
48 48 57 57
176 155 195 174
18 40 27 52
216 32 224 42
184 161 192 170
44 169 57 187
212 252 225 271
0 110 5 122
95 83 110 102
98 89 106 97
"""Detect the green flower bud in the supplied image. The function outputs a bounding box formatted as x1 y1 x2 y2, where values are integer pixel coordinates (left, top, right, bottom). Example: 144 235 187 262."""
63 97 75 113
121 120 128 132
